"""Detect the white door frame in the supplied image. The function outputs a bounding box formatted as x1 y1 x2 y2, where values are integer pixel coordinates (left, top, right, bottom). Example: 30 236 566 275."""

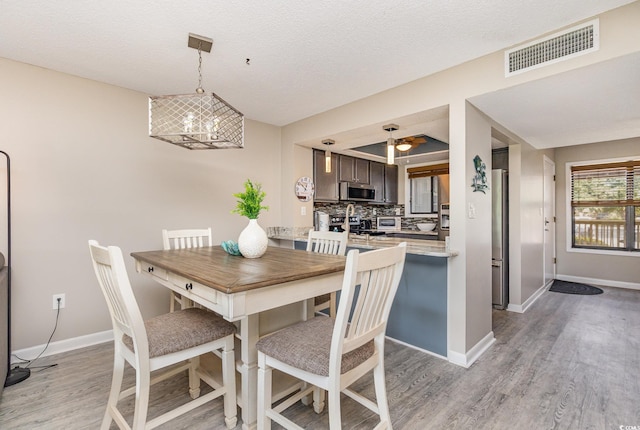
543 155 556 286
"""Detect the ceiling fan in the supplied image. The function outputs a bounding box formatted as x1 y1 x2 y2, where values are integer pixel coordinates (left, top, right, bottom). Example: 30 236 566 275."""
394 135 427 152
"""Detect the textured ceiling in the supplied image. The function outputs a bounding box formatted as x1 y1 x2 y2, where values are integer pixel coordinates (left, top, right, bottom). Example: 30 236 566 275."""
0 0 636 132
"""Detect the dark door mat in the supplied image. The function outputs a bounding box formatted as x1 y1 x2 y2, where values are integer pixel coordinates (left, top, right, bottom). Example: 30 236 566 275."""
549 280 603 295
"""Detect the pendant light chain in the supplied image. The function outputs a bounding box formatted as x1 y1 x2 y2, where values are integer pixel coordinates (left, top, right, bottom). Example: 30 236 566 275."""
196 43 204 94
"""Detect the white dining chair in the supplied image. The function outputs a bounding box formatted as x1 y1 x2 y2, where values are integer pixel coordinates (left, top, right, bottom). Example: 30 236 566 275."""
256 242 407 429
162 228 212 312
88 240 237 430
306 230 348 317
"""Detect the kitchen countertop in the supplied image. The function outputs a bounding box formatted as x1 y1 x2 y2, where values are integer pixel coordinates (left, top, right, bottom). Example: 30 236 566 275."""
267 227 457 258
385 230 438 236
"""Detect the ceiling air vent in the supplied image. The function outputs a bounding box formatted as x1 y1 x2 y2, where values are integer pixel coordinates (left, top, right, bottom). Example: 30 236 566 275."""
505 19 599 76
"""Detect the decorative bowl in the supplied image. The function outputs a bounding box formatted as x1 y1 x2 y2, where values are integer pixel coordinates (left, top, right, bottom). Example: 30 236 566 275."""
416 222 437 231
221 240 242 256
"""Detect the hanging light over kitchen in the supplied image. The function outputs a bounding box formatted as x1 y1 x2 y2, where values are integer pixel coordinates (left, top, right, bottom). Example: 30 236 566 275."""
383 124 398 164
149 33 244 150
322 139 335 173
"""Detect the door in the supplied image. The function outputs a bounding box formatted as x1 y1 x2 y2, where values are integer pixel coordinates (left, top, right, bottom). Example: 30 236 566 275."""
543 156 556 287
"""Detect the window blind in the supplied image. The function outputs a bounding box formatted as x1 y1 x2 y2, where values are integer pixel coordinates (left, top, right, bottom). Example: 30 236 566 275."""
571 160 640 207
407 163 449 179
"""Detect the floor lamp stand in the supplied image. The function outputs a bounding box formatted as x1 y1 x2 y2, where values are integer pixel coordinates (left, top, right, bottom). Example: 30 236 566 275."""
2 150 30 387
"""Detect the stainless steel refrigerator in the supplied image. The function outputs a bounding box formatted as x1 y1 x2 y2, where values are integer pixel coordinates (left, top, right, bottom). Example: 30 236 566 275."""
492 169 508 309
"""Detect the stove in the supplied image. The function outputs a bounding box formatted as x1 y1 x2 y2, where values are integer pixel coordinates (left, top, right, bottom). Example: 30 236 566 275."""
328 214 360 232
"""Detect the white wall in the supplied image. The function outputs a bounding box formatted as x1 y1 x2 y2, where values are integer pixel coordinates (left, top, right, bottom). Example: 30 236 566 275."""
447 101 493 357
0 58 282 350
555 137 640 286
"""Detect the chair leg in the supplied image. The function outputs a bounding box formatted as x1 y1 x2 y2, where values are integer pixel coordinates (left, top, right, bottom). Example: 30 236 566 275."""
188 356 201 399
327 386 342 430
257 354 272 430
101 354 125 430
169 291 176 313
373 361 392 429
132 365 151 430
329 292 337 318
221 341 238 429
313 387 326 413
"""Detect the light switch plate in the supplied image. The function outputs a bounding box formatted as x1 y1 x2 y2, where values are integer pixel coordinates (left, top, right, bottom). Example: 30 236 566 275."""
468 203 476 219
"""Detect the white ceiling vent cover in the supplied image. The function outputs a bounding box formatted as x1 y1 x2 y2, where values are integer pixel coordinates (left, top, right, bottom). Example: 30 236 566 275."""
505 19 599 76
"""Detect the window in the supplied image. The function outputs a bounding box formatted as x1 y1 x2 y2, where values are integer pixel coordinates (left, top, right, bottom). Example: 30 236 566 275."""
570 160 640 251
411 176 438 213
407 163 448 215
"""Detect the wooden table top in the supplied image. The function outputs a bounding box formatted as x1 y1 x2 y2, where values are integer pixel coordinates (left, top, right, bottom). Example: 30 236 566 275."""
131 246 346 294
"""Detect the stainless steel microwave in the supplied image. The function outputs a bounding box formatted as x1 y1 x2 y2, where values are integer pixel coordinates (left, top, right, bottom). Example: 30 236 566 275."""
339 182 376 202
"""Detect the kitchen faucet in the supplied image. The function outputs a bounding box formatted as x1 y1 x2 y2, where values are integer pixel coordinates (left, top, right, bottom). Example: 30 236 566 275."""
344 204 355 234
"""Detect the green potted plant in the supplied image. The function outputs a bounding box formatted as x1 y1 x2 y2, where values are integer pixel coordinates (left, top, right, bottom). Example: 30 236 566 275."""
233 180 269 258
232 179 269 219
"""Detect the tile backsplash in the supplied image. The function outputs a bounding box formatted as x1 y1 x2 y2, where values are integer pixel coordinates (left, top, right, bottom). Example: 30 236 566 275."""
313 203 437 231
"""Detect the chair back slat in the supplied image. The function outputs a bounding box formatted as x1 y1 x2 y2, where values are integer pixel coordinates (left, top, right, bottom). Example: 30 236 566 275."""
330 243 406 370
162 228 212 250
89 240 147 349
306 230 348 256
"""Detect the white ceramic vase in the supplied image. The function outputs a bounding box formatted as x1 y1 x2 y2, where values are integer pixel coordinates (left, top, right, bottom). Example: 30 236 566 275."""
238 218 268 258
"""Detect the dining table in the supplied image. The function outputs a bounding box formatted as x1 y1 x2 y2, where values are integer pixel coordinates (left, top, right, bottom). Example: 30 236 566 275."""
131 245 346 430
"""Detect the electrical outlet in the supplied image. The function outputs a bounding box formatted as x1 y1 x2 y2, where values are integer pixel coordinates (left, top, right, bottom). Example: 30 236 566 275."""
52 294 65 310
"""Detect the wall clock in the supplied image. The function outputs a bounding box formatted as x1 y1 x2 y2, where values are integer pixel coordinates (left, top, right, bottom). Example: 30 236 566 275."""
295 176 315 202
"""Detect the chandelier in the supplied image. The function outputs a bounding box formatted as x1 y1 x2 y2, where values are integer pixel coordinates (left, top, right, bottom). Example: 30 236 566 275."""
149 33 244 150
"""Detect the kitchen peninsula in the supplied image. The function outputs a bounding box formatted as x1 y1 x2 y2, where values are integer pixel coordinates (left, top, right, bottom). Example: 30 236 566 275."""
268 228 457 358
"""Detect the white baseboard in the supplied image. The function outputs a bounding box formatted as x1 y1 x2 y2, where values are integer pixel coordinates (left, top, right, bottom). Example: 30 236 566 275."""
11 330 113 364
507 282 548 313
385 336 448 361
555 274 640 291
447 331 495 368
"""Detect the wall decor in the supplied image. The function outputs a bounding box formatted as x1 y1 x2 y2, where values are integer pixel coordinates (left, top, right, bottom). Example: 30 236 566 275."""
471 155 489 193
295 176 315 202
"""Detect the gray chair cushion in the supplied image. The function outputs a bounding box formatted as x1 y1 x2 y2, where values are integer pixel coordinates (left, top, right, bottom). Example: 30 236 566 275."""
123 308 236 358
256 317 374 377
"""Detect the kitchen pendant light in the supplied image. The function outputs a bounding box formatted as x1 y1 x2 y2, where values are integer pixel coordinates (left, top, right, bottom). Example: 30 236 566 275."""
322 139 335 173
383 124 398 165
149 33 244 150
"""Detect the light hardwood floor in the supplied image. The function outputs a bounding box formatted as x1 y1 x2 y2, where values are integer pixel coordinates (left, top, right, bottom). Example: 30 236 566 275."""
1 285 639 429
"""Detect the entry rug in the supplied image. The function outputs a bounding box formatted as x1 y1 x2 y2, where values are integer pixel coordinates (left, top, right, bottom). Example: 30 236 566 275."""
549 280 603 295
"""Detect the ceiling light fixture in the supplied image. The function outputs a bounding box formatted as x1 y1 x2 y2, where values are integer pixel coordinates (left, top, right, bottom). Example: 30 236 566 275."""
149 33 244 150
383 124 398 165
395 140 412 152
322 139 335 173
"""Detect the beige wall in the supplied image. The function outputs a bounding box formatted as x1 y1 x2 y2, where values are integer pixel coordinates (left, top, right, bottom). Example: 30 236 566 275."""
0 58 282 350
555 137 640 286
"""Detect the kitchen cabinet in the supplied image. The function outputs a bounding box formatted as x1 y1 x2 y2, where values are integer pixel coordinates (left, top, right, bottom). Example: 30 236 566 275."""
339 155 369 183
369 161 398 204
369 162 384 202
384 164 398 204
313 149 339 201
